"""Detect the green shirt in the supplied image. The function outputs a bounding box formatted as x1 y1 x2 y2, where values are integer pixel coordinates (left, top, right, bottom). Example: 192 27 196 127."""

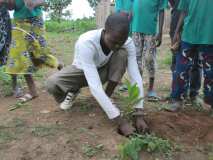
115 0 133 12
178 0 213 44
14 0 42 19
132 0 168 35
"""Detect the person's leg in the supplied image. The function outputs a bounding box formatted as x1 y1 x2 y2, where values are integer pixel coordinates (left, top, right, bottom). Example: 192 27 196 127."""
12 74 18 93
143 35 159 100
132 32 144 76
189 51 202 97
189 50 203 107
17 74 38 102
200 45 213 110
11 74 24 98
169 41 196 111
24 74 38 97
105 48 128 97
46 65 88 104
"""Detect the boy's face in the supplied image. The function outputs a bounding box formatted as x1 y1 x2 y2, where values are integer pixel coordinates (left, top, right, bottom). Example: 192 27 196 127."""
103 30 128 52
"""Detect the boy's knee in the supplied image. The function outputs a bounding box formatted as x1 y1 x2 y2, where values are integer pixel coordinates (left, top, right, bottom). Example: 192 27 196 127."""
46 76 58 94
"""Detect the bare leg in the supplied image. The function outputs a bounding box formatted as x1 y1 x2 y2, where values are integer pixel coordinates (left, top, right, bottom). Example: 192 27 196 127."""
105 80 118 97
24 74 38 97
11 74 17 92
148 77 155 91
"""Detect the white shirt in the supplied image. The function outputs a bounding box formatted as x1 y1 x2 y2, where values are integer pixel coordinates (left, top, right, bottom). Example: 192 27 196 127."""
72 29 144 119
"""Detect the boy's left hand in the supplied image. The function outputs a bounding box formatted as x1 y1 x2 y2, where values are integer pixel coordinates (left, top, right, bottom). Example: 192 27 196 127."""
155 33 162 47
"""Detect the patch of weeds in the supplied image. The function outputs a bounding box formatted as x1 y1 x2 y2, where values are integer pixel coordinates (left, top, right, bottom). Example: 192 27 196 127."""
0 130 16 143
83 144 104 158
79 104 92 112
0 67 12 96
0 67 25 96
9 117 26 128
77 127 97 138
31 125 59 137
9 102 30 111
118 134 173 160
156 103 171 111
111 155 120 160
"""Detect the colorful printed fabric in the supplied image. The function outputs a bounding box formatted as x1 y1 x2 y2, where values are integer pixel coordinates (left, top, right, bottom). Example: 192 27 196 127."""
0 5 11 66
132 33 157 78
5 16 58 75
171 41 213 106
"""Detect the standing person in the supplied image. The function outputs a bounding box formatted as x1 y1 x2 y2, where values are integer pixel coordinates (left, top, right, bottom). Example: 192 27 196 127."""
132 0 168 101
169 0 202 106
169 0 213 112
46 13 149 137
5 0 60 101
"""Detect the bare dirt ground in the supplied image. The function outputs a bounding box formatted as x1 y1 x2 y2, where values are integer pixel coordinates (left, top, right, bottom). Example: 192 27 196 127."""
0 34 213 160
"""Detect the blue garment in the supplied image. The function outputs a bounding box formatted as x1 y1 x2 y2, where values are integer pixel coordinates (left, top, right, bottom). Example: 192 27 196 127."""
0 5 11 66
171 41 213 106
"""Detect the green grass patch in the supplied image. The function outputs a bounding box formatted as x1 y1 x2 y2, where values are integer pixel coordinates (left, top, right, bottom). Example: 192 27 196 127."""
119 134 174 160
45 18 96 33
31 125 61 137
83 144 104 158
0 130 16 144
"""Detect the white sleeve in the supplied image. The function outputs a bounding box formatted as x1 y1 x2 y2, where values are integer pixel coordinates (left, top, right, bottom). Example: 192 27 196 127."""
77 41 120 119
125 39 144 109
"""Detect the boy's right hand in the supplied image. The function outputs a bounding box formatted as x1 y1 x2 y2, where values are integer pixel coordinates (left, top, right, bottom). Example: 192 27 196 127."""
171 32 181 52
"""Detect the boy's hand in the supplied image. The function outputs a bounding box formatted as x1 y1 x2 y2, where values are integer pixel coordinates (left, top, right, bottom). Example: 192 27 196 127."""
155 33 162 47
171 32 181 52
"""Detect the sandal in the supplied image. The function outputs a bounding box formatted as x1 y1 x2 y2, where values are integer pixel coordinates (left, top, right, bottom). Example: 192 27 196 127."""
18 93 37 103
147 90 161 102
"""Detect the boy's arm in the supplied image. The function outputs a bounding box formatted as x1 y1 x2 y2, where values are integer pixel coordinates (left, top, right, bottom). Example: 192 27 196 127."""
78 42 120 119
172 11 186 45
125 39 144 109
155 9 165 47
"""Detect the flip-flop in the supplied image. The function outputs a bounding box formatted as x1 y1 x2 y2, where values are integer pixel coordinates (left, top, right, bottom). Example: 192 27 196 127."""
18 93 37 103
147 90 161 102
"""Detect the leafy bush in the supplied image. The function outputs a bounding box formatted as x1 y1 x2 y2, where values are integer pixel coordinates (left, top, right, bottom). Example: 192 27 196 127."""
0 67 12 96
45 18 96 33
116 80 143 118
119 134 173 160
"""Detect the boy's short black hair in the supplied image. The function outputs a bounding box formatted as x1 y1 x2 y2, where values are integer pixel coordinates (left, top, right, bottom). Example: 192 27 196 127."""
105 13 130 35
